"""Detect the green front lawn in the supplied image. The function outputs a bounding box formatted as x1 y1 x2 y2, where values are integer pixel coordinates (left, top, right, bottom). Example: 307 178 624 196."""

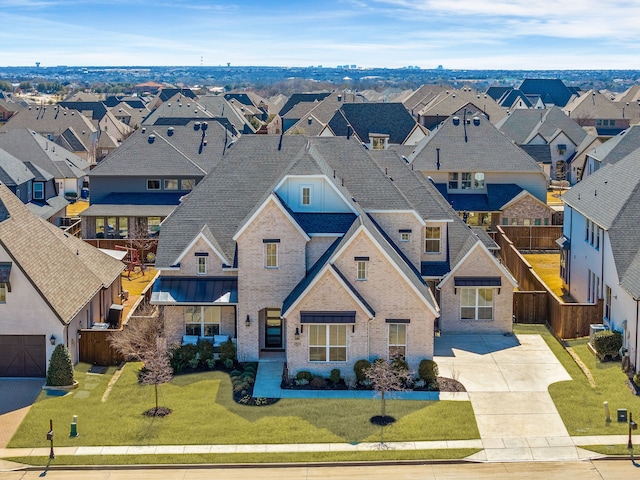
9 362 478 449
514 324 640 436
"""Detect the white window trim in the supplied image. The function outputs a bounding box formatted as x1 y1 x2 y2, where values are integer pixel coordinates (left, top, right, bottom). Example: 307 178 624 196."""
308 324 348 362
460 287 494 321
388 323 407 358
424 226 441 254
356 260 367 281
147 179 161 190
265 243 279 268
400 232 410 242
185 306 221 337
300 185 313 207
197 256 207 275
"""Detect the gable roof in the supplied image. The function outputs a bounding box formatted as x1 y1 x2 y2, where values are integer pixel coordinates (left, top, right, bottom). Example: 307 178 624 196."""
0 182 124 324
562 149 640 297
518 79 573 107
585 125 640 165
416 88 507 126
0 129 90 180
326 102 419 145
278 92 332 117
496 106 587 147
0 148 34 186
408 105 543 173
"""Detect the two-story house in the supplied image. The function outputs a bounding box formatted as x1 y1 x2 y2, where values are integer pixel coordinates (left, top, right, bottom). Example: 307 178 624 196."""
151 135 517 377
408 104 552 229
560 148 640 373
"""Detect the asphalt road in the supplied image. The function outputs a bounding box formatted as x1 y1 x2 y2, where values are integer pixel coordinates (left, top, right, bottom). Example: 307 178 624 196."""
1 460 640 480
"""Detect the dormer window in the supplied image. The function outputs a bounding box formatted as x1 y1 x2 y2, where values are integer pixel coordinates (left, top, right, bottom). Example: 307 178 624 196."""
474 173 485 189
371 134 389 150
195 253 208 275
164 179 178 190
147 179 160 190
461 172 472 189
33 182 44 200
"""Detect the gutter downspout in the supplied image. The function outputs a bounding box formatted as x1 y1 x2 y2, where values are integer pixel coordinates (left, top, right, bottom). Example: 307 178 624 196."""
636 300 639 373
367 316 375 360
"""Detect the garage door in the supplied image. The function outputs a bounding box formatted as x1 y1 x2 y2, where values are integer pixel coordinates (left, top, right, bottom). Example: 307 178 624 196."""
0 335 46 377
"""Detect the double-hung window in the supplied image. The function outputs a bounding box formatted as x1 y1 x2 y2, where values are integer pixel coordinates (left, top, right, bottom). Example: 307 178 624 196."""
425 226 441 254
461 288 494 320
33 182 44 200
309 324 347 362
0 283 6 303
388 323 407 358
197 256 207 275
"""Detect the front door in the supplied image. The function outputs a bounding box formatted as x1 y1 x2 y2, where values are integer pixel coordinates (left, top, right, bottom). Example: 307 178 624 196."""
265 308 283 349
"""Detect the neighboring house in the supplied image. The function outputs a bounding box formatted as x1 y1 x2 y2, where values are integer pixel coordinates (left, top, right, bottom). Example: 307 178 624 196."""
320 102 429 148
81 120 231 240
518 78 576 108
0 182 124 376
415 87 507 130
0 105 99 162
0 98 23 123
0 148 35 204
0 128 91 199
284 92 365 136
496 106 592 182
580 125 640 181
401 84 450 118
559 148 640 373
151 135 517 378
408 104 552 229
562 90 628 139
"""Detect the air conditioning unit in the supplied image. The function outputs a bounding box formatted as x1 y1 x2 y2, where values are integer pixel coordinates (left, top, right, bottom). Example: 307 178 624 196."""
589 324 606 346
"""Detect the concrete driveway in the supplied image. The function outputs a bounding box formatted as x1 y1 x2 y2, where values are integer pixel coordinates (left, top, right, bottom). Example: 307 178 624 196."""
434 334 595 462
0 378 43 448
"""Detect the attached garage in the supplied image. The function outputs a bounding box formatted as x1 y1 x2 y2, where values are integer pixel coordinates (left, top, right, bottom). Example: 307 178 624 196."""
0 335 46 377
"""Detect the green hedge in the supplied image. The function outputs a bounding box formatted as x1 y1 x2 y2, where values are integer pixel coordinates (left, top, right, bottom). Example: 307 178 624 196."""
593 330 623 360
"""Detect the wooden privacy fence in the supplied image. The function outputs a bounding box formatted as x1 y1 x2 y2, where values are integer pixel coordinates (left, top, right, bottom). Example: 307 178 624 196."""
498 225 563 251
78 329 124 366
495 226 602 339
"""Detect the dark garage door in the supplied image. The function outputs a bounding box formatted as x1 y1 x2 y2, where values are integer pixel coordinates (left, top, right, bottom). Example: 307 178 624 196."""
0 335 46 377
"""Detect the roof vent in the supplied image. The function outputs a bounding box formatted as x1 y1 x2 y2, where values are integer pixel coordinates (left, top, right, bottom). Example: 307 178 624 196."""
201 122 208 131
452 116 460 126
194 122 201 131
307 116 312 125
473 116 480 126
142 127 146 133
148 134 156 143
203 139 208 146
338 94 342 102
167 127 174 136
452 94 456 98
167 103 171 107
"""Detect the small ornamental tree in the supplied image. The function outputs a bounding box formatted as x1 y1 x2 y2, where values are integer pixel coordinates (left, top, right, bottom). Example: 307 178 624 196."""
46 344 75 386
365 358 413 425
138 346 174 416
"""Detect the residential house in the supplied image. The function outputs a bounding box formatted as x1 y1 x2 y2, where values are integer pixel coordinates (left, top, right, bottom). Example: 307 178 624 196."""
284 92 365 136
562 90 629 139
0 128 91 201
415 87 507 130
0 182 124 376
496 106 593 182
81 120 231 241
0 97 23 123
408 104 552 229
151 135 517 377
320 102 429 148
580 125 640 181
401 84 450 118
0 105 99 163
559 148 640 372
518 79 576 108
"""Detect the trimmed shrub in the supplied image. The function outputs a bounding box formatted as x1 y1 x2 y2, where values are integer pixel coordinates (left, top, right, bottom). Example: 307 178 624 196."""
296 370 313 382
197 340 214 369
391 357 409 373
230 369 242 378
418 359 439 383
224 358 234 370
354 359 371 382
329 368 341 384
219 338 237 363
170 344 198 374
46 344 74 386
310 376 326 389
593 330 623 360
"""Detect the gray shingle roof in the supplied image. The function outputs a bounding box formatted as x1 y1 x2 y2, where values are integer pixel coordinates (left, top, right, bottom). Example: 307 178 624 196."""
409 105 542 173
326 102 418 145
585 125 640 165
562 149 640 297
0 182 124 323
518 79 573 107
0 148 34 186
496 106 587 146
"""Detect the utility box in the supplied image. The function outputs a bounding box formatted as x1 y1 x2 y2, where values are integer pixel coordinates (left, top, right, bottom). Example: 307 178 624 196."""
107 304 124 329
618 408 628 422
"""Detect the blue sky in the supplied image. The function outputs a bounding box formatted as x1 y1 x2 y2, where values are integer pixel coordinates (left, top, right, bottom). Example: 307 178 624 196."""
1 0 639 69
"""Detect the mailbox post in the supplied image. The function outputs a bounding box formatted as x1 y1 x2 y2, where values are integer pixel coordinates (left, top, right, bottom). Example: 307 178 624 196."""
629 412 638 450
46 419 54 459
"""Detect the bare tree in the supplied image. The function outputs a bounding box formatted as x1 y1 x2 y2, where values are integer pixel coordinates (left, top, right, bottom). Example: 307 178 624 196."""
109 307 178 416
138 345 173 416
365 359 413 425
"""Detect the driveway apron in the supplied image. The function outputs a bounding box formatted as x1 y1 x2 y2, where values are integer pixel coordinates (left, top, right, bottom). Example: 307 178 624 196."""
0 378 43 448
434 334 594 462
